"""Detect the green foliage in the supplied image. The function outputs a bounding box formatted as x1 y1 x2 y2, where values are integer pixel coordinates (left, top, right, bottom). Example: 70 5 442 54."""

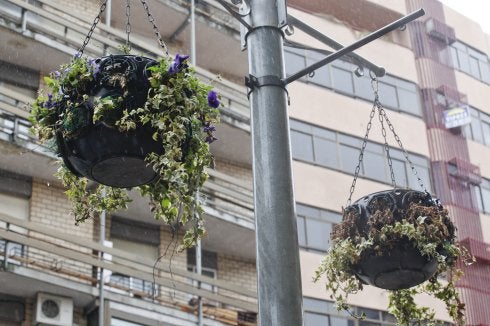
314 201 474 325
30 54 220 249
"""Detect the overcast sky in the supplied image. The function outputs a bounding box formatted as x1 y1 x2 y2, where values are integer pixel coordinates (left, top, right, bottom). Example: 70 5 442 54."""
439 0 490 34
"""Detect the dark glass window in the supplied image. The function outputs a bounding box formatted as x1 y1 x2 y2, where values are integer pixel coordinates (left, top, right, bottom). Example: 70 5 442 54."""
363 151 387 181
305 312 329 325
307 52 332 88
331 66 354 95
353 74 374 101
297 204 341 252
284 48 307 78
314 137 339 168
297 216 306 247
339 144 360 174
290 119 432 191
450 41 490 83
378 81 398 109
291 130 314 161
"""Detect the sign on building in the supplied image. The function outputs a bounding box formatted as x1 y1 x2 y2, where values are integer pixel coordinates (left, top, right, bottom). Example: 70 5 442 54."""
443 105 471 129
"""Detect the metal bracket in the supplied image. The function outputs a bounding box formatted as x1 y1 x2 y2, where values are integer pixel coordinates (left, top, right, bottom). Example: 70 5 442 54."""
283 8 425 85
245 74 290 104
286 14 385 78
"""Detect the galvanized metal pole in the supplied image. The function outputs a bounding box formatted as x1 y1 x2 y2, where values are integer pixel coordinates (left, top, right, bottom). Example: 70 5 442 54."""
247 1 303 325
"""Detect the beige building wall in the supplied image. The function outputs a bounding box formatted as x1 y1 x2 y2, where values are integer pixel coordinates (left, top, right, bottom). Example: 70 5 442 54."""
454 72 490 116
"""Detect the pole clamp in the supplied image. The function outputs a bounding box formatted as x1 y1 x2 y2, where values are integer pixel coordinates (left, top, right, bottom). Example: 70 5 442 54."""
245 74 290 105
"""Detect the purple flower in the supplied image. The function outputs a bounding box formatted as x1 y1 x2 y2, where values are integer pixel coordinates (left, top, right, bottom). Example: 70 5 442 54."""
45 93 56 109
202 122 216 133
207 90 220 108
73 52 81 59
88 58 100 78
205 135 218 144
168 53 189 75
53 71 61 78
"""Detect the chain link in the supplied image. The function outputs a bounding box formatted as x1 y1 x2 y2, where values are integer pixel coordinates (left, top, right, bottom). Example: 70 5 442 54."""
78 0 108 55
140 0 169 56
378 104 397 189
126 0 132 51
347 103 377 206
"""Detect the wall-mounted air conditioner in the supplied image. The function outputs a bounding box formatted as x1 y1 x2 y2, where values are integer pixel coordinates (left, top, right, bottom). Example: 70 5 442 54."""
35 293 73 326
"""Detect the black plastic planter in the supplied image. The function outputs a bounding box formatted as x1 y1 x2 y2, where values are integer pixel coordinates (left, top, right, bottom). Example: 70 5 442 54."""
56 55 162 188
346 189 438 290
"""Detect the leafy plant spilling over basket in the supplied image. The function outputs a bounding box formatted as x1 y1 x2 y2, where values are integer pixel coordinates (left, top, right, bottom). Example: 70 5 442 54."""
29 0 220 249
314 75 474 325
315 189 473 324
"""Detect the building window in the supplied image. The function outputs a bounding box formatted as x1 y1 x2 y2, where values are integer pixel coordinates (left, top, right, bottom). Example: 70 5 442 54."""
290 119 433 191
303 297 396 326
449 41 490 84
109 217 160 298
0 170 31 266
187 248 218 292
303 297 452 326
284 48 423 117
472 178 490 214
462 106 490 148
297 204 342 252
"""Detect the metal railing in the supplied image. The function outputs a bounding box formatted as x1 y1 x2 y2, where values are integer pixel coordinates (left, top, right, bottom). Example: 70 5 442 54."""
0 212 258 324
0 0 250 129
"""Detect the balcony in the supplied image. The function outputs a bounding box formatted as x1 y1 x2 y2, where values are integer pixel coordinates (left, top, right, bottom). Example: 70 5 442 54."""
0 211 258 325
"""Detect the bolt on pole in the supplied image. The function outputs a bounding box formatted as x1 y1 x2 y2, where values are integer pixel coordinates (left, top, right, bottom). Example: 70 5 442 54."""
246 1 303 325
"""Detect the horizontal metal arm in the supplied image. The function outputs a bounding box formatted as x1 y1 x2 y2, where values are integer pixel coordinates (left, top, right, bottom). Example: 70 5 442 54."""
283 8 425 85
286 14 385 78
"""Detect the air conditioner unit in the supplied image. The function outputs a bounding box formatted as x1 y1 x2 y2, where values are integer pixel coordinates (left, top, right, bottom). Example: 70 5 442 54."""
35 293 73 326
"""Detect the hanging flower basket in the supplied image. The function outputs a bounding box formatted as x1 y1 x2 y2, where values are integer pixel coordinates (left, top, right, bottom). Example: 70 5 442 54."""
54 54 164 188
28 0 221 248
314 75 474 324
346 189 440 290
315 188 472 323
30 51 220 248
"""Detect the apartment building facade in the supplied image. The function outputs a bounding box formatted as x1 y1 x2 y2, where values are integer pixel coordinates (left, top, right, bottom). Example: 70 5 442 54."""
0 0 489 325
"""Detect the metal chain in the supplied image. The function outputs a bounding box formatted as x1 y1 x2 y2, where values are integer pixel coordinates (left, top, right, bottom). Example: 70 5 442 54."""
126 0 132 51
140 0 169 56
346 72 428 206
377 104 397 189
378 106 428 192
347 102 377 206
78 0 108 55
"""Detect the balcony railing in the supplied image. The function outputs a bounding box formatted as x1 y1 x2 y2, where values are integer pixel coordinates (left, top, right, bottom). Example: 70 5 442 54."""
0 212 258 325
0 0 250 130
